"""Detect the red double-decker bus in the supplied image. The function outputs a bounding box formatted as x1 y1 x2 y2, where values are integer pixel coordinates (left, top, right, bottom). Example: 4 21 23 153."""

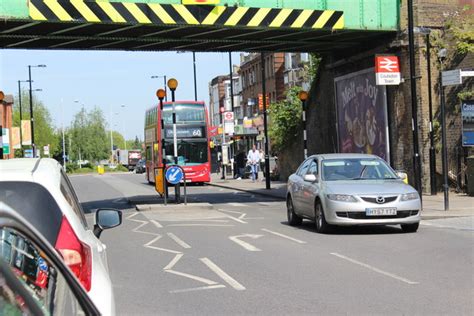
144 101 211 184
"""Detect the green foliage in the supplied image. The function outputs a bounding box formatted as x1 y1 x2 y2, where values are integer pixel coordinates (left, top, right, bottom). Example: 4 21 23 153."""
126 136 143 150
458 89 474 101
12 90 58 157
431 6 473 59
69 106 109 162
268 87 303 153
107 131 126 151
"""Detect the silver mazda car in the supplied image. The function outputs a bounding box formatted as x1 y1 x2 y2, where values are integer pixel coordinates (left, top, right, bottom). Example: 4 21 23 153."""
287 154 421 233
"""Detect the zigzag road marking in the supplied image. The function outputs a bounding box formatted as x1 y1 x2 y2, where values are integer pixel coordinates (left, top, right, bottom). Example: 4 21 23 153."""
127 212 223 291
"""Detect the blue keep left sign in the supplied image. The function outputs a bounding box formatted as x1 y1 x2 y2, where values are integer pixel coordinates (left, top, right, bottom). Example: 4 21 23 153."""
166 166 184 185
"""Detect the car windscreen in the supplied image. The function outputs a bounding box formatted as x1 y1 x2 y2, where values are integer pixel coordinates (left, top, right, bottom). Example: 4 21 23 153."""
164 140 208 166
322 158 397 181
0 182 62 245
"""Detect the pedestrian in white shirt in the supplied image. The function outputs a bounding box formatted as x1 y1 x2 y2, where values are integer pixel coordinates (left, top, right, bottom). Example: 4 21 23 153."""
247 145 260 182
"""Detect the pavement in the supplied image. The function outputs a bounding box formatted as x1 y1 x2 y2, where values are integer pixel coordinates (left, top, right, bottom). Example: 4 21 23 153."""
207 172 474 220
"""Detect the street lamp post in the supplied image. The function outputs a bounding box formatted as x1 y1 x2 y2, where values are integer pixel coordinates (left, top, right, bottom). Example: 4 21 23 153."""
28 64 46 157
415 26 437 195
298 91 309 159
438 48 449 211
261 53 271 190
121 105 126 150
151 75 167 102
407 0 423 197
167 78 180 203
157 89 167 205
193 52 198 101
17 80 33 156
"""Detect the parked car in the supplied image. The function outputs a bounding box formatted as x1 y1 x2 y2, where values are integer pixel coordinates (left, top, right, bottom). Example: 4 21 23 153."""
0 158 122 315
135 159 146 174
287 154 421 233
0 202 100 315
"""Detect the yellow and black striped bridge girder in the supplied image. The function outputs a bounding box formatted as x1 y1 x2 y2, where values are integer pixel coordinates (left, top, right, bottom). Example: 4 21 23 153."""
29 0 344 30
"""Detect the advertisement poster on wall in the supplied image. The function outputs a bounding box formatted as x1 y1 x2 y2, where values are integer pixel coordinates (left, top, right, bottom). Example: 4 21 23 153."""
461 100 474 146
334 68 390 162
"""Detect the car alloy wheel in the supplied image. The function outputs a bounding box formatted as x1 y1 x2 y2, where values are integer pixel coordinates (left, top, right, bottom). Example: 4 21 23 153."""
315 203 330 233
287 197 302 226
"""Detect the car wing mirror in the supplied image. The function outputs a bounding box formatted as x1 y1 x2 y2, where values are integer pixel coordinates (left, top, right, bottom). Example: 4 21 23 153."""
303 174 317 182
94 208 122 238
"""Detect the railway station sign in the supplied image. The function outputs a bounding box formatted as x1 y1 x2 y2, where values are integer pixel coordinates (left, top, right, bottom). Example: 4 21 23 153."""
375 56 400 85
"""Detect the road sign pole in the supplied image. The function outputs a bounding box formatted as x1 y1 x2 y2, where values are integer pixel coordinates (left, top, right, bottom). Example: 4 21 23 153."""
172 102 180 204
440 74 449 211
159 97 167 205
261 53 271 190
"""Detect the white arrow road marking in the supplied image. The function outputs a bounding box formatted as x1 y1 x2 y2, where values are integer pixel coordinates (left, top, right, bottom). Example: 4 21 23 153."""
229 202 248 207
330 253 419 285
167 224 234 227
261 228 307 244
167 233 191 249
200 258 246 291
380 57 398 72
169 285 226 294
229 234 263 252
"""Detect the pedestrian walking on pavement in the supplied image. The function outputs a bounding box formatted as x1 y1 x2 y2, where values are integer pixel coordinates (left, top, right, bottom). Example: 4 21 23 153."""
247 145 260 182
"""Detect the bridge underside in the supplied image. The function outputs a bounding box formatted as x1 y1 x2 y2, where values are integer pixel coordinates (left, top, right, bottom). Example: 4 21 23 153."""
0 21 393 52
0 1 395 53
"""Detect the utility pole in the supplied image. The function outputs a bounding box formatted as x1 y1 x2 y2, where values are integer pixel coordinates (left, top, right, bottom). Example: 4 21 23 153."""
407 0 423 198
261 53 271 190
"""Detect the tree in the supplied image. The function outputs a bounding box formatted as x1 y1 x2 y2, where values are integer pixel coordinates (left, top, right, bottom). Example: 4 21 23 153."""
107 131 125 151
126 136 142 150
12 90 58 157
69 106 109 162
268 87 303 154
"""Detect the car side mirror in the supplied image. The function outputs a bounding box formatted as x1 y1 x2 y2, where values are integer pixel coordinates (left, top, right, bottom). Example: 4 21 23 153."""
94 208 122 238
303 174 317 182
396 171 408 183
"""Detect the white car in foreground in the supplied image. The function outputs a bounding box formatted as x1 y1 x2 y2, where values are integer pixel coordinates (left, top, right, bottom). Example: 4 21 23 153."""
0 158 122 315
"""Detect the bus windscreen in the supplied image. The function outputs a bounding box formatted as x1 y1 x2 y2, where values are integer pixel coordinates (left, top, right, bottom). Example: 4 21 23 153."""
164 140 208 166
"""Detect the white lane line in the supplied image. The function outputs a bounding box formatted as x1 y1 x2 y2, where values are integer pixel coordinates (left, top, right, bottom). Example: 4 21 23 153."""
167 224 234 227
164 254 184 270
229 234 262 252
330 253 419 285
126 212 140 220
167 233 191 249
169 285 226 294
261 228 307 244
151 219 163 228
165 270 219 285
200 258 246 291
144 236 182 254
229 202 248 207
258 202 272 206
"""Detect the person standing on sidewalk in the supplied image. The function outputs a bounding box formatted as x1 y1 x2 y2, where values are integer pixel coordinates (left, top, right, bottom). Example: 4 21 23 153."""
247 145 260 182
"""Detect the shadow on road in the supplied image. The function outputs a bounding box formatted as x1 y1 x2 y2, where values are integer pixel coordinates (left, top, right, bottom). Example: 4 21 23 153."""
81 197 131 213
281 221 404 235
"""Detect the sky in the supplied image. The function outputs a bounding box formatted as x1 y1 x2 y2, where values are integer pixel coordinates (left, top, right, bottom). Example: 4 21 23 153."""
0 49 240 140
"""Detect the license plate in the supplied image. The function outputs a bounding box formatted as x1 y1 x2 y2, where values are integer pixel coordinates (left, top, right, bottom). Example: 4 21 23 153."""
365 208 397 216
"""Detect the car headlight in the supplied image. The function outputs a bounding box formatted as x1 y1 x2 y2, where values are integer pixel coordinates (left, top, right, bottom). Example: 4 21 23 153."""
401 192 419 201
327 194 358 202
